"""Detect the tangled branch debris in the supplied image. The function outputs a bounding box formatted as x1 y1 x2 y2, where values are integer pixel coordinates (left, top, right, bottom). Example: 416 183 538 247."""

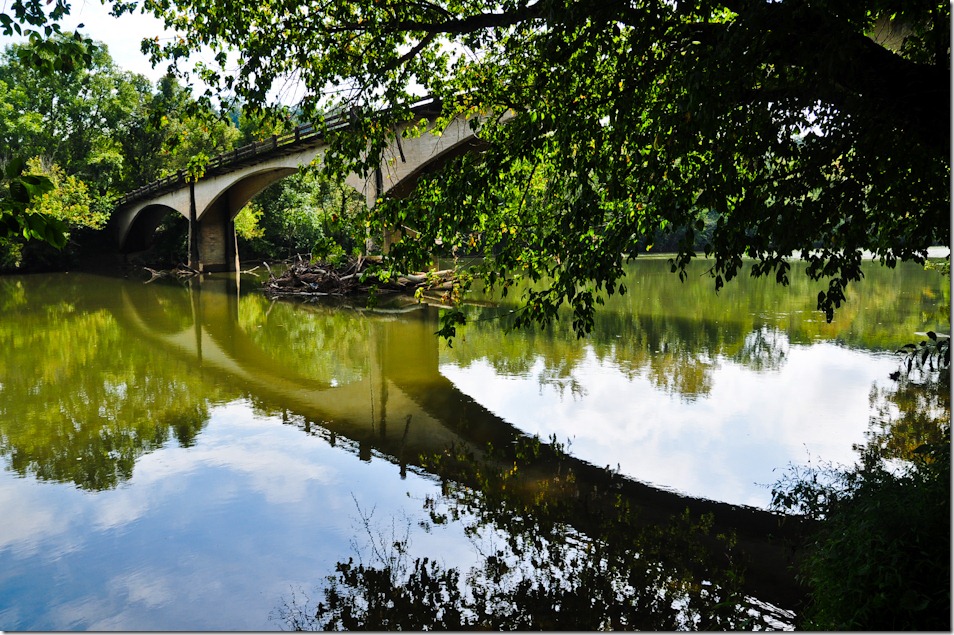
263 256 458 301
143 264 200 282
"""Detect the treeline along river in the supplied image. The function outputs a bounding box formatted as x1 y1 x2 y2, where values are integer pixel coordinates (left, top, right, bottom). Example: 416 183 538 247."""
0 255 948 629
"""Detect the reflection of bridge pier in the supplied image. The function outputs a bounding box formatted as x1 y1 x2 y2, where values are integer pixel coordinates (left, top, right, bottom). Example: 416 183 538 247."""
186 273 242 363
115 281 808 611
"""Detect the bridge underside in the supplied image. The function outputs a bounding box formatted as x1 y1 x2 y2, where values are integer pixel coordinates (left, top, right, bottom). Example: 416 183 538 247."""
122 204 178 254
118 197 238 273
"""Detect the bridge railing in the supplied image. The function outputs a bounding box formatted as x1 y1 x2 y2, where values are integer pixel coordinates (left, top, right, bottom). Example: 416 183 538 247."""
113 118 335 207
113 98 441 208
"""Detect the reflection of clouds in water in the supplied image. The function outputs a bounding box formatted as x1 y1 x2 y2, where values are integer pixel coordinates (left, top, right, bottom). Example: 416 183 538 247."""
48 595 113 631
441 343 896 507
88 400 339 533
0 480 84 557
52 570 178 630
1 397 473 630
154 401 337 505
112 569 177 609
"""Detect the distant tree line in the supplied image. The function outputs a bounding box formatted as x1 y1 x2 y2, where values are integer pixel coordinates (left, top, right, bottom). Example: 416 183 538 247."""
0 36 366 271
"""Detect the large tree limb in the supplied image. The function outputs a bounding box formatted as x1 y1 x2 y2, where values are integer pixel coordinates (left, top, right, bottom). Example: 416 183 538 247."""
687 4 949 157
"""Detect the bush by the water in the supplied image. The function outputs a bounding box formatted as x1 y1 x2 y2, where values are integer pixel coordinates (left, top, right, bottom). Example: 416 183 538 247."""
772 361 950 630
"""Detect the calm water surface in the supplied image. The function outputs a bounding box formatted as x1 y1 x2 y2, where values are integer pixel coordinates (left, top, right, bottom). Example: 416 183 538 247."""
0 257 947 629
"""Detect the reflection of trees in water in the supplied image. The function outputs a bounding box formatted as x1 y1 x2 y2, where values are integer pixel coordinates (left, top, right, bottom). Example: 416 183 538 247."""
735 327 790 373
770 359 950 629
862 365 950 463
238 293 371 386
276 439 795 630
0 280 222 491
450 306 736 400
447 259 944 399
537 358 587 400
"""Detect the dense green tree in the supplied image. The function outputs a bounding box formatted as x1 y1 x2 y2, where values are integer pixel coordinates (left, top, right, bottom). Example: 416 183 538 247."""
149 75 242 178
0 158 67 265
0 156 109 269
0 38 149 268
0 32 253 268
0 38 243 194
0 37 154 193
0 1 96 255
138 0 949 337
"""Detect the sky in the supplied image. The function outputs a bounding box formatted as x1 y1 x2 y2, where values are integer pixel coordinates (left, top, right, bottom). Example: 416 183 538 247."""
11 1 175 82
3 2 341 105
53 2 311 103
69 2 171 81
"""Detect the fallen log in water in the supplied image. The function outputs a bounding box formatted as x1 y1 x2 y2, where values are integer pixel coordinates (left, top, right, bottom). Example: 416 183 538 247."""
262 256 459 301
142 264 200 282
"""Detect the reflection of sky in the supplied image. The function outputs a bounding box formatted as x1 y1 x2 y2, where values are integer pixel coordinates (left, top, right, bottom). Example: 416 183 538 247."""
0 400 473 631
441 340 897 508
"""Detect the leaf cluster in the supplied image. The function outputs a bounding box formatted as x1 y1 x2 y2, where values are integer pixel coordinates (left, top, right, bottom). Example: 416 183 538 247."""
0 158 67 254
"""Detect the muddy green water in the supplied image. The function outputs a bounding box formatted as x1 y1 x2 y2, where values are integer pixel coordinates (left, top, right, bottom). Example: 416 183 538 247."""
0 256 947 629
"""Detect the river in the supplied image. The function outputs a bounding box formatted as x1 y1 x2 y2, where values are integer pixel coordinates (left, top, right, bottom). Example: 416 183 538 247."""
0 255 948 629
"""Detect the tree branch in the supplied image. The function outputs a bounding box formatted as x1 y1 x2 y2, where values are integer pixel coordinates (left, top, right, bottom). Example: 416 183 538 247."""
331 1 546 36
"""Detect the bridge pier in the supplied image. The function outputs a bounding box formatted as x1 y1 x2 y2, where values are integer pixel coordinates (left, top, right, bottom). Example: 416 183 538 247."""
189 191 240 273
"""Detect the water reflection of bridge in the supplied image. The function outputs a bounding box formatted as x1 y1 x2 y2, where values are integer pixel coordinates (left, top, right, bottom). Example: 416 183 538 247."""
115 275 809 612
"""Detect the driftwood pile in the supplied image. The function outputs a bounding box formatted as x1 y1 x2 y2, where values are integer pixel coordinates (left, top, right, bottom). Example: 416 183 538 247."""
263 256 457 300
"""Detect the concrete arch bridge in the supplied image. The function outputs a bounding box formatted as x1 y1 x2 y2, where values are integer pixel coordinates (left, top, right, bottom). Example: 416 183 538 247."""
110 99 486 272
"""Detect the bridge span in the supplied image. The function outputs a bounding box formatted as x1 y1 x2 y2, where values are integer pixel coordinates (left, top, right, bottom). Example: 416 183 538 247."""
110 99 486 272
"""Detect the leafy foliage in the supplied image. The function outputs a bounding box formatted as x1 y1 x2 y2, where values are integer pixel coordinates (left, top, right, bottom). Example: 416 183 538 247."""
0 37 147 193
141 0 949 338
23 157 103 229
0 158 67 268
0 0 95 259
0 0 94 75
896 330 951 376
0 156 110 269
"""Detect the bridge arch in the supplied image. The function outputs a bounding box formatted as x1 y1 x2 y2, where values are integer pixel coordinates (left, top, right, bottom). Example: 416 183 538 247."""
122 203 185 254
210 166 300 218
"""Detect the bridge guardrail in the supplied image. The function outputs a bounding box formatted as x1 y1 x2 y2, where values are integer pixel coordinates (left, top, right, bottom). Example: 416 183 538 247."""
113 97 440 208
113 119 331 207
